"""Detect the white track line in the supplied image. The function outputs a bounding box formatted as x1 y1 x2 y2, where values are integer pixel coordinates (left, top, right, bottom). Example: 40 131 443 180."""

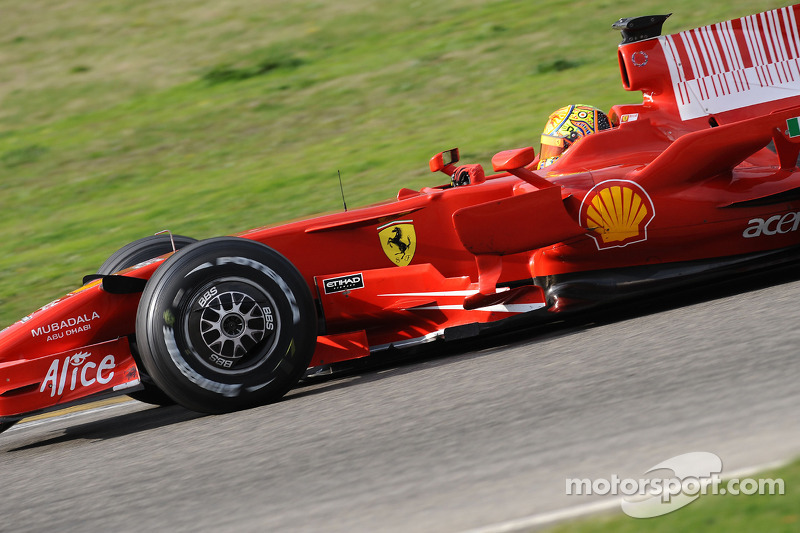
462 459 789 533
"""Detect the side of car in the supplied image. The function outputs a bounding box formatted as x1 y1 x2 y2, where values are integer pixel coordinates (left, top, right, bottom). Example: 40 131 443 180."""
3 5 800 432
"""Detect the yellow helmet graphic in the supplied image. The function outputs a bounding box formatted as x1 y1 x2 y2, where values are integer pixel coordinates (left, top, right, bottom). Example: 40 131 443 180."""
537 104 611 169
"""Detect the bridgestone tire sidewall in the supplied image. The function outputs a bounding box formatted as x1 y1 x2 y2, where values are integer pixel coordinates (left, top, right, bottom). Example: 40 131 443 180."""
136 237 316 413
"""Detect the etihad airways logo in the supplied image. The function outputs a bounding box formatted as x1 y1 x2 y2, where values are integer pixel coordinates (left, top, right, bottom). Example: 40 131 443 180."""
323 273 365 294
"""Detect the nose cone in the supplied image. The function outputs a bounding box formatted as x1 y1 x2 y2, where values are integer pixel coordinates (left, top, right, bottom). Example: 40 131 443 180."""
0 278 141 365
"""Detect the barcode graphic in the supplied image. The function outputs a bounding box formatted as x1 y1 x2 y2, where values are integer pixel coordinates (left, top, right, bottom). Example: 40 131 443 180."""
659 5 800 120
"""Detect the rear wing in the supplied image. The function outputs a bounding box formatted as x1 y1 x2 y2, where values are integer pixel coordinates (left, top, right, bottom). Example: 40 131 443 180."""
613 5 800 128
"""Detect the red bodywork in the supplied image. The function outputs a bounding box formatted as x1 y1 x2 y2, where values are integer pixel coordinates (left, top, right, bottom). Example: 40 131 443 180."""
4 5 800 420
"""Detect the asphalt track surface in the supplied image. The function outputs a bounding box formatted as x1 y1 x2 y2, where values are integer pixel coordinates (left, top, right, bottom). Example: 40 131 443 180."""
2 270 799 532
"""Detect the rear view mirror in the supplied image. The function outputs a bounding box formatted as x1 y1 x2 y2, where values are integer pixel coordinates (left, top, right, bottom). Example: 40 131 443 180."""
429 148 460 174
491 147 554 190
491 147 535 172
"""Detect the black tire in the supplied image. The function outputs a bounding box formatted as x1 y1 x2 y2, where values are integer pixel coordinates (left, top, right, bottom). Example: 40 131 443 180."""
0 420 16 435
98 234 198 275
135 237 317 414
98 234 197 406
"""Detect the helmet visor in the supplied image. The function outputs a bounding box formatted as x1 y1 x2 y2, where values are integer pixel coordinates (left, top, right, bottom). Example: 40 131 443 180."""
539 134 568 162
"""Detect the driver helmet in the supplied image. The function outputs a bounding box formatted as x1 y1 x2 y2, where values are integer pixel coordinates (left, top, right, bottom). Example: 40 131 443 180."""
537 104 611 169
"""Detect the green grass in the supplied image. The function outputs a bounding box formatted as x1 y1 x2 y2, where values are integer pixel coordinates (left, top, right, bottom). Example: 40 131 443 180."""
544 458 800 532
0 0 795 325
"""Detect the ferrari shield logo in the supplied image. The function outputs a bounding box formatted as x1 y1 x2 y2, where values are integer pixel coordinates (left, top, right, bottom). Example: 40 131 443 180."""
579 180 655 250
378 220 416 266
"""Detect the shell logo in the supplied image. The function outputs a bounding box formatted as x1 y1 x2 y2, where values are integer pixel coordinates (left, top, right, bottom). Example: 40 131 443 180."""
579 180 655 250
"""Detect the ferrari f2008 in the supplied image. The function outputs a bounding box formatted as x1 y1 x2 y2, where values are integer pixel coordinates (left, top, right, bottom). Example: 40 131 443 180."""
3 5 800 433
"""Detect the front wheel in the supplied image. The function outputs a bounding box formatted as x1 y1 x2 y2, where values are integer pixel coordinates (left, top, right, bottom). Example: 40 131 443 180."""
135 237 317 413
98 234 198 274
98 234 197 406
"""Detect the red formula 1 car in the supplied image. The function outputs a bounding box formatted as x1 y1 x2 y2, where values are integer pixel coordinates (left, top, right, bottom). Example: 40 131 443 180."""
3 6 800 432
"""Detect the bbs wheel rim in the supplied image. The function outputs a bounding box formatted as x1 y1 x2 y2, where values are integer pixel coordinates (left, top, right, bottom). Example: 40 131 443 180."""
201 291 264 358
183 277 280 374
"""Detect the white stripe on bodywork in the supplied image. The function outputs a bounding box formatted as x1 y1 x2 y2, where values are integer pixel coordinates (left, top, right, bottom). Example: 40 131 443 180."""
378 288 509 298
660 7 800 120
412 303 546 313
370 330 446 352
112 379 141 391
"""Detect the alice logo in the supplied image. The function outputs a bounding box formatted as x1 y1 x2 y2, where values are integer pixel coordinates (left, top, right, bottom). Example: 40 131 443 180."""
40 352 116 397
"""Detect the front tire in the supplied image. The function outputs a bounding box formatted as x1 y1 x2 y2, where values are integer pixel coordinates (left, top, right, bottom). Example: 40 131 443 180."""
98 234 197 406
135 237 317 413
98 234 197 274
